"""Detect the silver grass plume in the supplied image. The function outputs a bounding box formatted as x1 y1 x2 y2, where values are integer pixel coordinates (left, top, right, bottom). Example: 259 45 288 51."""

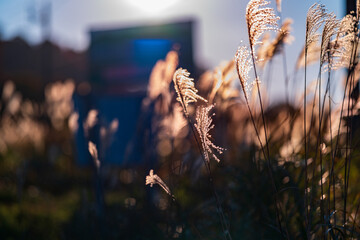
145 169 173 197
235 45 253 101
296 41 321 69
329 14 357 70
194 105 224 163
320 13 339 67
83 109 98 137
88 141 100 169
246 0 279 49
306 3 327 48
256 33 271 66
256 18 294 67
276 0 281 12
173 68 207 116
269 18 294 55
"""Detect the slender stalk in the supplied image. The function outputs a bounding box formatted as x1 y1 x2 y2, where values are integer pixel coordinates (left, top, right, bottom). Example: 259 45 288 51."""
327 72 336 227
278 11 290 105
325 59 333 220
249 46 285 237
304 38 310 237
178 91 232 240
344 69 354 227
318 68 325 238
188 118 232 240
266 59 274 100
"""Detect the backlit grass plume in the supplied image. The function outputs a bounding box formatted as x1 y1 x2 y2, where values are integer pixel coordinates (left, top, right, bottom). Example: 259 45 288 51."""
276 0 281 12
329 14 358 70
246 0 279 49
173 68 207 116
305 3 327 48
256 18 294 67
320 12 339 67
146 169 173 197
235 45 252 101
296 41 320 69
88 141 100 169
194 105 224 163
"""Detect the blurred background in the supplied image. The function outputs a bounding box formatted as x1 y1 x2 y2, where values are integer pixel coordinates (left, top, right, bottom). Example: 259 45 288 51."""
0 0 354 239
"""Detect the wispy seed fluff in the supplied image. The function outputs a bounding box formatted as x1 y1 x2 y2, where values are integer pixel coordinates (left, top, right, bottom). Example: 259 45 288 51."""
256 18 294 67
173 68 207 115
329 14 358 70
305 3 327 48
83 109 98 137
276 0 281 12
145 169 173 197
246 0 279 49
194 105 224 163
320 12 339 67
296 41 321 69
88 141 100 169
235 45 253 101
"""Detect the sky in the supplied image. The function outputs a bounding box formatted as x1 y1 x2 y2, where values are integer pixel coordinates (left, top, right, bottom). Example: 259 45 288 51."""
0 0 345 102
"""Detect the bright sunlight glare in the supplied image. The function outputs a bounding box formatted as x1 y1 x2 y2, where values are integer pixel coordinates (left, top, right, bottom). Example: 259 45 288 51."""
125 0 179 14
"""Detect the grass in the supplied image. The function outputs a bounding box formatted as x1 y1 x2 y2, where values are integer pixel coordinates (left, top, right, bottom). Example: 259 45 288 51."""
1 0 360 239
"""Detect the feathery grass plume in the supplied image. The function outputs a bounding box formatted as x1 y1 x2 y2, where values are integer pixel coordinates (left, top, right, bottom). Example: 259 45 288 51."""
320 12 339 67
173 68 207 116
208 60 237 103
246 0 279 49
147 51 178 100
329 14 357 70
256 33 271 67
194 105 224 163
165 103 188 139
235 45 253 101
145 169 173 197
2 81 15 101
296 41 321 69
88 141 100 169
45 80 75 130
270 18 294 53
306 3 326 48
276 0 281 12
68 112 79 133
256 18 294 67
83 109 98 137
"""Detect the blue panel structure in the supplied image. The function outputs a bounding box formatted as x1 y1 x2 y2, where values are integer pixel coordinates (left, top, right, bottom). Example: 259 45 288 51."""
75 20 194 166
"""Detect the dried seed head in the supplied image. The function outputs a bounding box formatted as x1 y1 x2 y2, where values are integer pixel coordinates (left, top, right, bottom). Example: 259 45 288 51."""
145 169 173 197
327 14 358 70
208 60 237 103
84 109 98 136
194 105 225 163
173 68 207 116
2 81 15 101
147 51 178 100
296 41 321 69
256 32 271 66
246 0 279 49
235 45 253 101
306 3 327 48
68 112 79 133
256 18 294 67
88 141 100 169
320 13 339 67
276 0 281 12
